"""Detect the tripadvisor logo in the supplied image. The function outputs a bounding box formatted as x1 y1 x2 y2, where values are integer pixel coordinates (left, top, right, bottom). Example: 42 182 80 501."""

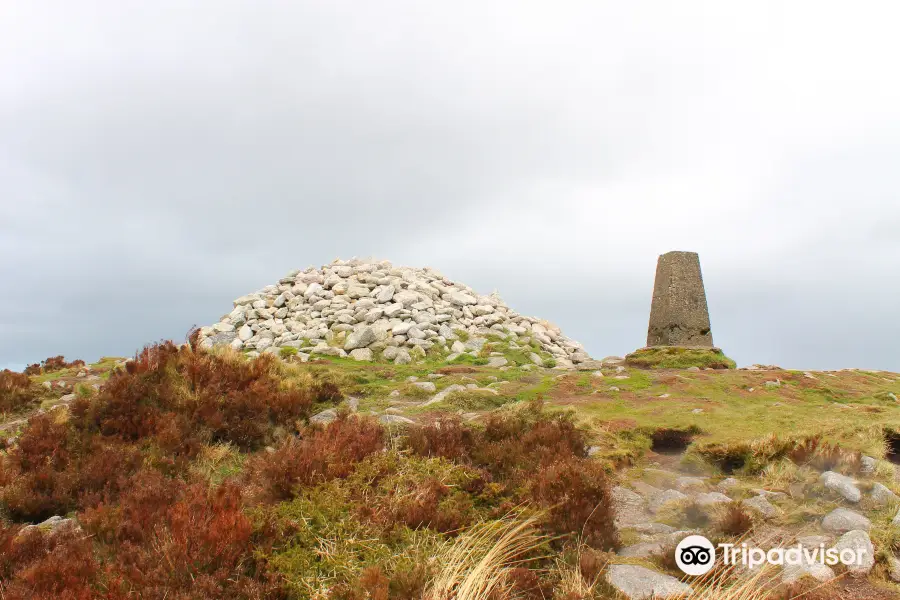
675 535 716 576
675 535 869 576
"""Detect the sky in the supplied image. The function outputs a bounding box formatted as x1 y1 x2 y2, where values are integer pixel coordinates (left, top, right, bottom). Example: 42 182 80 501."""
2 1 899 372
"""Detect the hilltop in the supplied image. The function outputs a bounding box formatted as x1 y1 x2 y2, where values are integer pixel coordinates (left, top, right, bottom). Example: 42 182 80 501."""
1 263 900 599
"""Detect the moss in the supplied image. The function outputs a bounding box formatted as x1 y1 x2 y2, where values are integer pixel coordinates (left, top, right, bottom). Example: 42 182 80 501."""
279 346 298 359
450 353 488 366
624 346 737 370
438 390 511 411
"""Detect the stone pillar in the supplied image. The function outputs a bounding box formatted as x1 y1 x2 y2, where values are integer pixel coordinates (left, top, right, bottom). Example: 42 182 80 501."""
646 251 713 347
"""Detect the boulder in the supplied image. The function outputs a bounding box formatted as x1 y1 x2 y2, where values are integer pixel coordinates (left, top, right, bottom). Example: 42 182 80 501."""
744 495 780 519
819 471 861 503
606 565 692 599
869 482 899 506
310 409 338 425
349 348 374 361
832 530 874 577
648 489 688 514
821 508 870 534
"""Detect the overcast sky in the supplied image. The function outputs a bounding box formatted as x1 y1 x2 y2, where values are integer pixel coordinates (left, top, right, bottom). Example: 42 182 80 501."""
2 1 899 372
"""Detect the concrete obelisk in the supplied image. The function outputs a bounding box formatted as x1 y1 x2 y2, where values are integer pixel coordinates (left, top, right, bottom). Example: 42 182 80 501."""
646 251 713 347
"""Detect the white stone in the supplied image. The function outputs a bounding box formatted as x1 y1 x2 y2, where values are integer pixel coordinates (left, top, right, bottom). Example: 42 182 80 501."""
349 348 374 361
344 326 378 350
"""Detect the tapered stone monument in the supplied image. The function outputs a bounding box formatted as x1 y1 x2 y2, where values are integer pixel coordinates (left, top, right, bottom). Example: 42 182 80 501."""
646 251 713 347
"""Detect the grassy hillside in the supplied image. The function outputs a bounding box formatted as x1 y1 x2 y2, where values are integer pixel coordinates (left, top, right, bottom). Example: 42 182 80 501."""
1 336 899 599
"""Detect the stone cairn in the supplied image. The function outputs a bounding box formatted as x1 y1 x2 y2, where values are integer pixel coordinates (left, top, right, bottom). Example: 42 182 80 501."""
646 251 714 347
198 259 591 367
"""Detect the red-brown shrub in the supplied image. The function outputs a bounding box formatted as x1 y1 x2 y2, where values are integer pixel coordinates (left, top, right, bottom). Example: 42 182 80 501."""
40 355 86 373
474 406 587 479
23 363 42 376
0 522 98 600
85 342 315 450
405 402 589 485
20 356 87 377
718 501 754 536
78 470 285 599
385 477 476 533
0 369 40 413
248 415 385 501
10 414 70 471
404 415 475 461
528 457 618 550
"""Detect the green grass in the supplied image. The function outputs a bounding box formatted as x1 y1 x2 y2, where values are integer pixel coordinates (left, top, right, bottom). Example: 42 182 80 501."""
624 346 737 370
569 368 900 470
431 390 512 411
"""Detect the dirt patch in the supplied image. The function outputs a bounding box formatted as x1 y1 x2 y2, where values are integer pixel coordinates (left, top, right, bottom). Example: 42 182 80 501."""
649 428 697 454
885 429 900 465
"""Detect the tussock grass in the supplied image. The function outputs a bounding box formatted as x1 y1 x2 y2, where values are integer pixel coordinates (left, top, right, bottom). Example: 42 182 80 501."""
426 513 544 600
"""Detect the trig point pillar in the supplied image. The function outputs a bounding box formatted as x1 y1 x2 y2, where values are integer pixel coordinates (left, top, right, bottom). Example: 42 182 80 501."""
646 251 713 347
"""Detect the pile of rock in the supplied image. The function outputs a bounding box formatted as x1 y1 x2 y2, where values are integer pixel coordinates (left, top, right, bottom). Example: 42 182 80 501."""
198 259 591 367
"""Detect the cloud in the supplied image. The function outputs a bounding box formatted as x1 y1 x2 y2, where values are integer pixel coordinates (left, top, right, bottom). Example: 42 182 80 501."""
1 1 898 371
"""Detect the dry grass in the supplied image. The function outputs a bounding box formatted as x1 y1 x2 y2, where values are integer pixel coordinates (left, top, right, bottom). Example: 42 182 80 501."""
426 513 545 600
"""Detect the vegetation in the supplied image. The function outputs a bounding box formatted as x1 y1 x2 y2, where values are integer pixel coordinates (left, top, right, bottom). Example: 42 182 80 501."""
0 337 621 598
23 355 86 376
2 333 900 598
624 346 737 370
0 370 41 415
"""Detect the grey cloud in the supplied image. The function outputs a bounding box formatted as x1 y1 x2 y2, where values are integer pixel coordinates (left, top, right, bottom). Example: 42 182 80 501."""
1 1 899 372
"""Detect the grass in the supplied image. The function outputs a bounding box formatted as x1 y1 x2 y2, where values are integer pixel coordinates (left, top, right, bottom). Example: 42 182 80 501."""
434 390 511 411
625 346 737 370
426 513 544 600
571 368 900 469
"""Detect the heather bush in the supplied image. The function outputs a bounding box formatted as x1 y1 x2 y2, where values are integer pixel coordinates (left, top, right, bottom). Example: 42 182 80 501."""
0 369 41 414
718 501 754 536
247 414 385 501
22 356 86 377
80 341 315 450
404 415 475 462
528 458 618 549
0 414 145 522
0 520 98 599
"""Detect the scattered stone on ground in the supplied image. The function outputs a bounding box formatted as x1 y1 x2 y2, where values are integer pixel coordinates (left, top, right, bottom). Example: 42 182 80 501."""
412 381 437 393
694 492 731 507
378 414 415 425
310 408 338 425
869 482 899 506
743 495 780 519
648 489 688 514
832 530 874 577
860 455 877 474
821 508 871 534
781 558 835 584
606 564 692 599
819 471 861 503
